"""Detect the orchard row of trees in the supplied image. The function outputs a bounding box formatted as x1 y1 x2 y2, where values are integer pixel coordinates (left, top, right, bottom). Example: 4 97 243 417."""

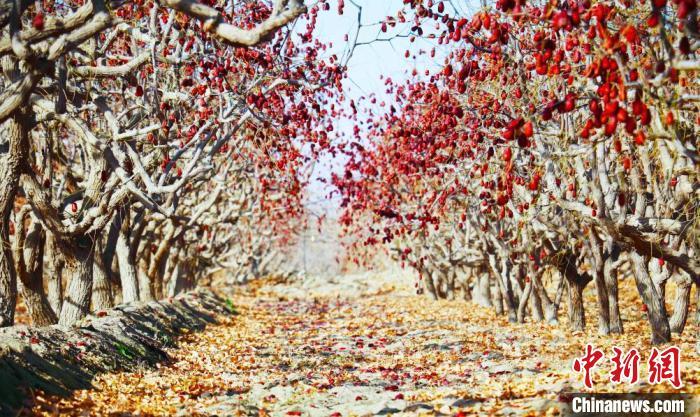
335 0 699 346
0 0 343 327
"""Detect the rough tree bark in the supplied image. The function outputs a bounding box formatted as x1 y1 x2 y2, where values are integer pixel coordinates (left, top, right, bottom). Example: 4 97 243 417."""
517 279 532 323
491 272 504 315
512 264 526 301
488 253 517 322
13 208 56 325
556 251 591 331
530 286 544 322
434 270 448 299
630 252 671 344
57 235 96 326
422 268 438 300
169 252 196 297
100 216 121 302
0 107 28 326
588 234 611 335
116 213 140 303
133 217 155 302
166 261 181 298
91 237 113 311
532 269 562 324
137 267 155 302
473 268 492 307
46 233 64 315
649 258 670 303
669 274 692 334
146 222 176 300
603 240 624 333
627 163 671 344
460 269 472 301
527 265 544 322
567 279 587 331
446 268 456 300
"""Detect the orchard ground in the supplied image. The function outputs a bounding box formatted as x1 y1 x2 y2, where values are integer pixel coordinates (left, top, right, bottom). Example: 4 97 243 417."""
28 271 699 417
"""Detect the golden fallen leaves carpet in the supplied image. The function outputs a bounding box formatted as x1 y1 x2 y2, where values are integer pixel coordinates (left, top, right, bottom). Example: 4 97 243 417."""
26 274 700 416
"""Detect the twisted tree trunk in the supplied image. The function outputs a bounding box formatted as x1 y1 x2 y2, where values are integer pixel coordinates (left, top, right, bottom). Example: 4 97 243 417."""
460 271 472 301
530 286 544 322
627 164 671 344
169 250 196 297
91 237 113 311
555 251 591 331
421 268 438 300
589 235 611 335
147 223 176 300
532 269 562 324
58 235 96 326
0 110 29 326
488 254 517 322
603 241 623 333
492 271 504 315
100 216 121 302
434 270 448 299
116 213 139 303
13 209 56 325
630 252 671 345
567 279 587 331
528 265 544 322
517 279 532 323
137 267 155 302
473 269 491 307
46 233 64 315
669 274 692 334
446 268 456 300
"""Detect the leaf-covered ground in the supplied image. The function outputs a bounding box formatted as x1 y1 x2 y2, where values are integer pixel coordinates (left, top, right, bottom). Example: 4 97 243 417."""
27 272 699 416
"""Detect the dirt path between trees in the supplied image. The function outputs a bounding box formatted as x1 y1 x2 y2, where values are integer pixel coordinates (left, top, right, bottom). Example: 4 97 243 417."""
27 272 700 416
